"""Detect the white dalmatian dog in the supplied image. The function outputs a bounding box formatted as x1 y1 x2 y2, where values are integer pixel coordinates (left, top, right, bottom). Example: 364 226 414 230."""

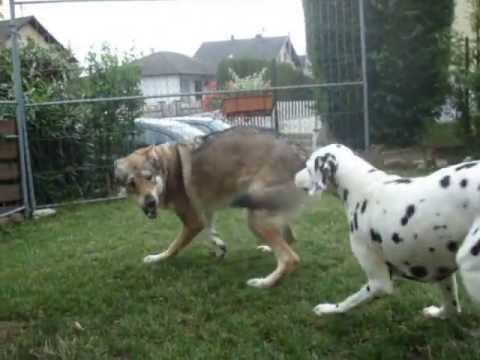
295 144 480 319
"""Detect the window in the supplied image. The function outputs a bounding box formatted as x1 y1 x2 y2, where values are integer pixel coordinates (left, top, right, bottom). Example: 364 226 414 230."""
194 80 203 101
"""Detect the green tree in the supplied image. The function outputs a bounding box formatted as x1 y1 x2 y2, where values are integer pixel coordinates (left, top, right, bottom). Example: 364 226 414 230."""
303 0 454 147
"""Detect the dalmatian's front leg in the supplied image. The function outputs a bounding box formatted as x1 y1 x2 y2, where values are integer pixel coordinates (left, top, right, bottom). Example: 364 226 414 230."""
314 238 394 316
423 275 461 319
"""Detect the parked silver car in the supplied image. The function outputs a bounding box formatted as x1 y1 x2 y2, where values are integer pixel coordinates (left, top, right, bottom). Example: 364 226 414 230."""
134 117 205 146
168 116 231 134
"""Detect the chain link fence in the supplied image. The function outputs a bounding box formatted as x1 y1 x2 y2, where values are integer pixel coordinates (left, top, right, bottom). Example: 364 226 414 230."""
0 0 368 218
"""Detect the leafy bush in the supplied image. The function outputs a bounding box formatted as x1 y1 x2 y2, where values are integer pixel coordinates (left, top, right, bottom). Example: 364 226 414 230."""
226 67 270 91
216 57 313 98
0 41 143 205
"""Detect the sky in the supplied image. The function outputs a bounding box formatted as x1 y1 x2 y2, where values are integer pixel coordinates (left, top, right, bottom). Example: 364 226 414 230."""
6 0 306 62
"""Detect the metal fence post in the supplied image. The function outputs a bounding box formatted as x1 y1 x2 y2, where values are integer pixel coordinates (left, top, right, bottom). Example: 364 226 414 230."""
359 0 370 150
271 59 279 133
9 0 36 217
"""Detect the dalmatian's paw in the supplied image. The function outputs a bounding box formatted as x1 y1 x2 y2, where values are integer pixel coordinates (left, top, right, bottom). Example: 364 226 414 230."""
313 303 342 316
422 306 448 319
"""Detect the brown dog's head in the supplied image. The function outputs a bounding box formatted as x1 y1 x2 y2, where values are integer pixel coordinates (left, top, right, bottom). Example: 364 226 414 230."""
114 145 172 219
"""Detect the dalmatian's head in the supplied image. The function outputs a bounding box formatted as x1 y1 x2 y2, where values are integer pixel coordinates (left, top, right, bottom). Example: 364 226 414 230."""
295 147 339 196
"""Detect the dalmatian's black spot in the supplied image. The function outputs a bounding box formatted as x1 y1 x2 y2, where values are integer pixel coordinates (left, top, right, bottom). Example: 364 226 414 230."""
401 204 416 226
447 241 459 253
429 247 435 253
420 199 426 203
410 266 428 278
353 213 359 231
336 304 339 308
350 222 354 233
343 189 349 203
473 227 479 235
391 233 403 244
462 201 469 209
355 202 360 211
383 209 387 214
460 179 468 188
433 225 448 231
440 175 450 188
366 285 370 292
385 178 413 185
414 233 419 240
455 162 478 171
435 212 441 217
370 229 382 243
471 240 480 256
336 144 342 148
368 168 377 173
361 200 368 214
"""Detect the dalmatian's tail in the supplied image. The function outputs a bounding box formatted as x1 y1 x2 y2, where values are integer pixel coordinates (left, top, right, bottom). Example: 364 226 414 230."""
457 222 480 302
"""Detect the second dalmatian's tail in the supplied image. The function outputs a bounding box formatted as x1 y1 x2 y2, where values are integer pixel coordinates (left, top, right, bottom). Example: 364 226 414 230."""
457 220 480 302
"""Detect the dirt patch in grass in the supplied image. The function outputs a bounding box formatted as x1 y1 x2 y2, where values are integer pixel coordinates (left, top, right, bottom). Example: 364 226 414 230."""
0 321 27 345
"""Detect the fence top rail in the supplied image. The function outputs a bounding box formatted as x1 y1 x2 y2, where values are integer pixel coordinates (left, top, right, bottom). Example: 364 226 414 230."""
0 100 17 105
25 81 363 108
14 0 173 4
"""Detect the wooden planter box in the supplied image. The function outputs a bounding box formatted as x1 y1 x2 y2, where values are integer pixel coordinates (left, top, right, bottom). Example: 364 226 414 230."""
0 119 18 161
0 119 21 205
0 119 16 135
222 94 274 117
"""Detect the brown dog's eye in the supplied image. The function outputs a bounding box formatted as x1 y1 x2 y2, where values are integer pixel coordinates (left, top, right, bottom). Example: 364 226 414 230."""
127 178 136 190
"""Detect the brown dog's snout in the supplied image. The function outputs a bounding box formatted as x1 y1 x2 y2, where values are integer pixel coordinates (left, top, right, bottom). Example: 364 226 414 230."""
142 195 157 218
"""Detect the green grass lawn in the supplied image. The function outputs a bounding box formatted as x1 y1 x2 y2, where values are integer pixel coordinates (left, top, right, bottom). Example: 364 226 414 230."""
1 195 479 359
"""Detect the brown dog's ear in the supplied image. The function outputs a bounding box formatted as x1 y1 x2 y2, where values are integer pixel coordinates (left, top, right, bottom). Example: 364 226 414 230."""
147 145 159 162
146 145 164 171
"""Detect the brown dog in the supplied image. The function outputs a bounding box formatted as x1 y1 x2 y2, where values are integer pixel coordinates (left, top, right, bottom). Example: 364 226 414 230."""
114 127 308 288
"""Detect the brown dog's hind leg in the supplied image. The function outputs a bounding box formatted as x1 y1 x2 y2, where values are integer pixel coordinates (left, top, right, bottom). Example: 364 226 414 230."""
143 213 204 264
256 225 296 253
284 225 297 244
246 210 300 288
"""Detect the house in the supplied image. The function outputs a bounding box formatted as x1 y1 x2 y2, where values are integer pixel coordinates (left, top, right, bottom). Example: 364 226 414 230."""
135 51 215 110
298 55 313 77
0 0 5 20
0 16 65 49
194 34 302 74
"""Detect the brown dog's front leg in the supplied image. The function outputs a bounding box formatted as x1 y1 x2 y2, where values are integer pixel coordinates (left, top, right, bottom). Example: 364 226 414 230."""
143 221 203 264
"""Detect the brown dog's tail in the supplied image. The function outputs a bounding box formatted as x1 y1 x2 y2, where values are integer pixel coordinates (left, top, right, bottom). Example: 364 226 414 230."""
457 219 480 302
231 185 305 211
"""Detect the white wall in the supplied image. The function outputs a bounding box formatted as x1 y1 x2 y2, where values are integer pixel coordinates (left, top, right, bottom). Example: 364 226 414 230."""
277 40 297 68
141 75 181 106
4 24 51 48
454 0 474 39
0 0 8 19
